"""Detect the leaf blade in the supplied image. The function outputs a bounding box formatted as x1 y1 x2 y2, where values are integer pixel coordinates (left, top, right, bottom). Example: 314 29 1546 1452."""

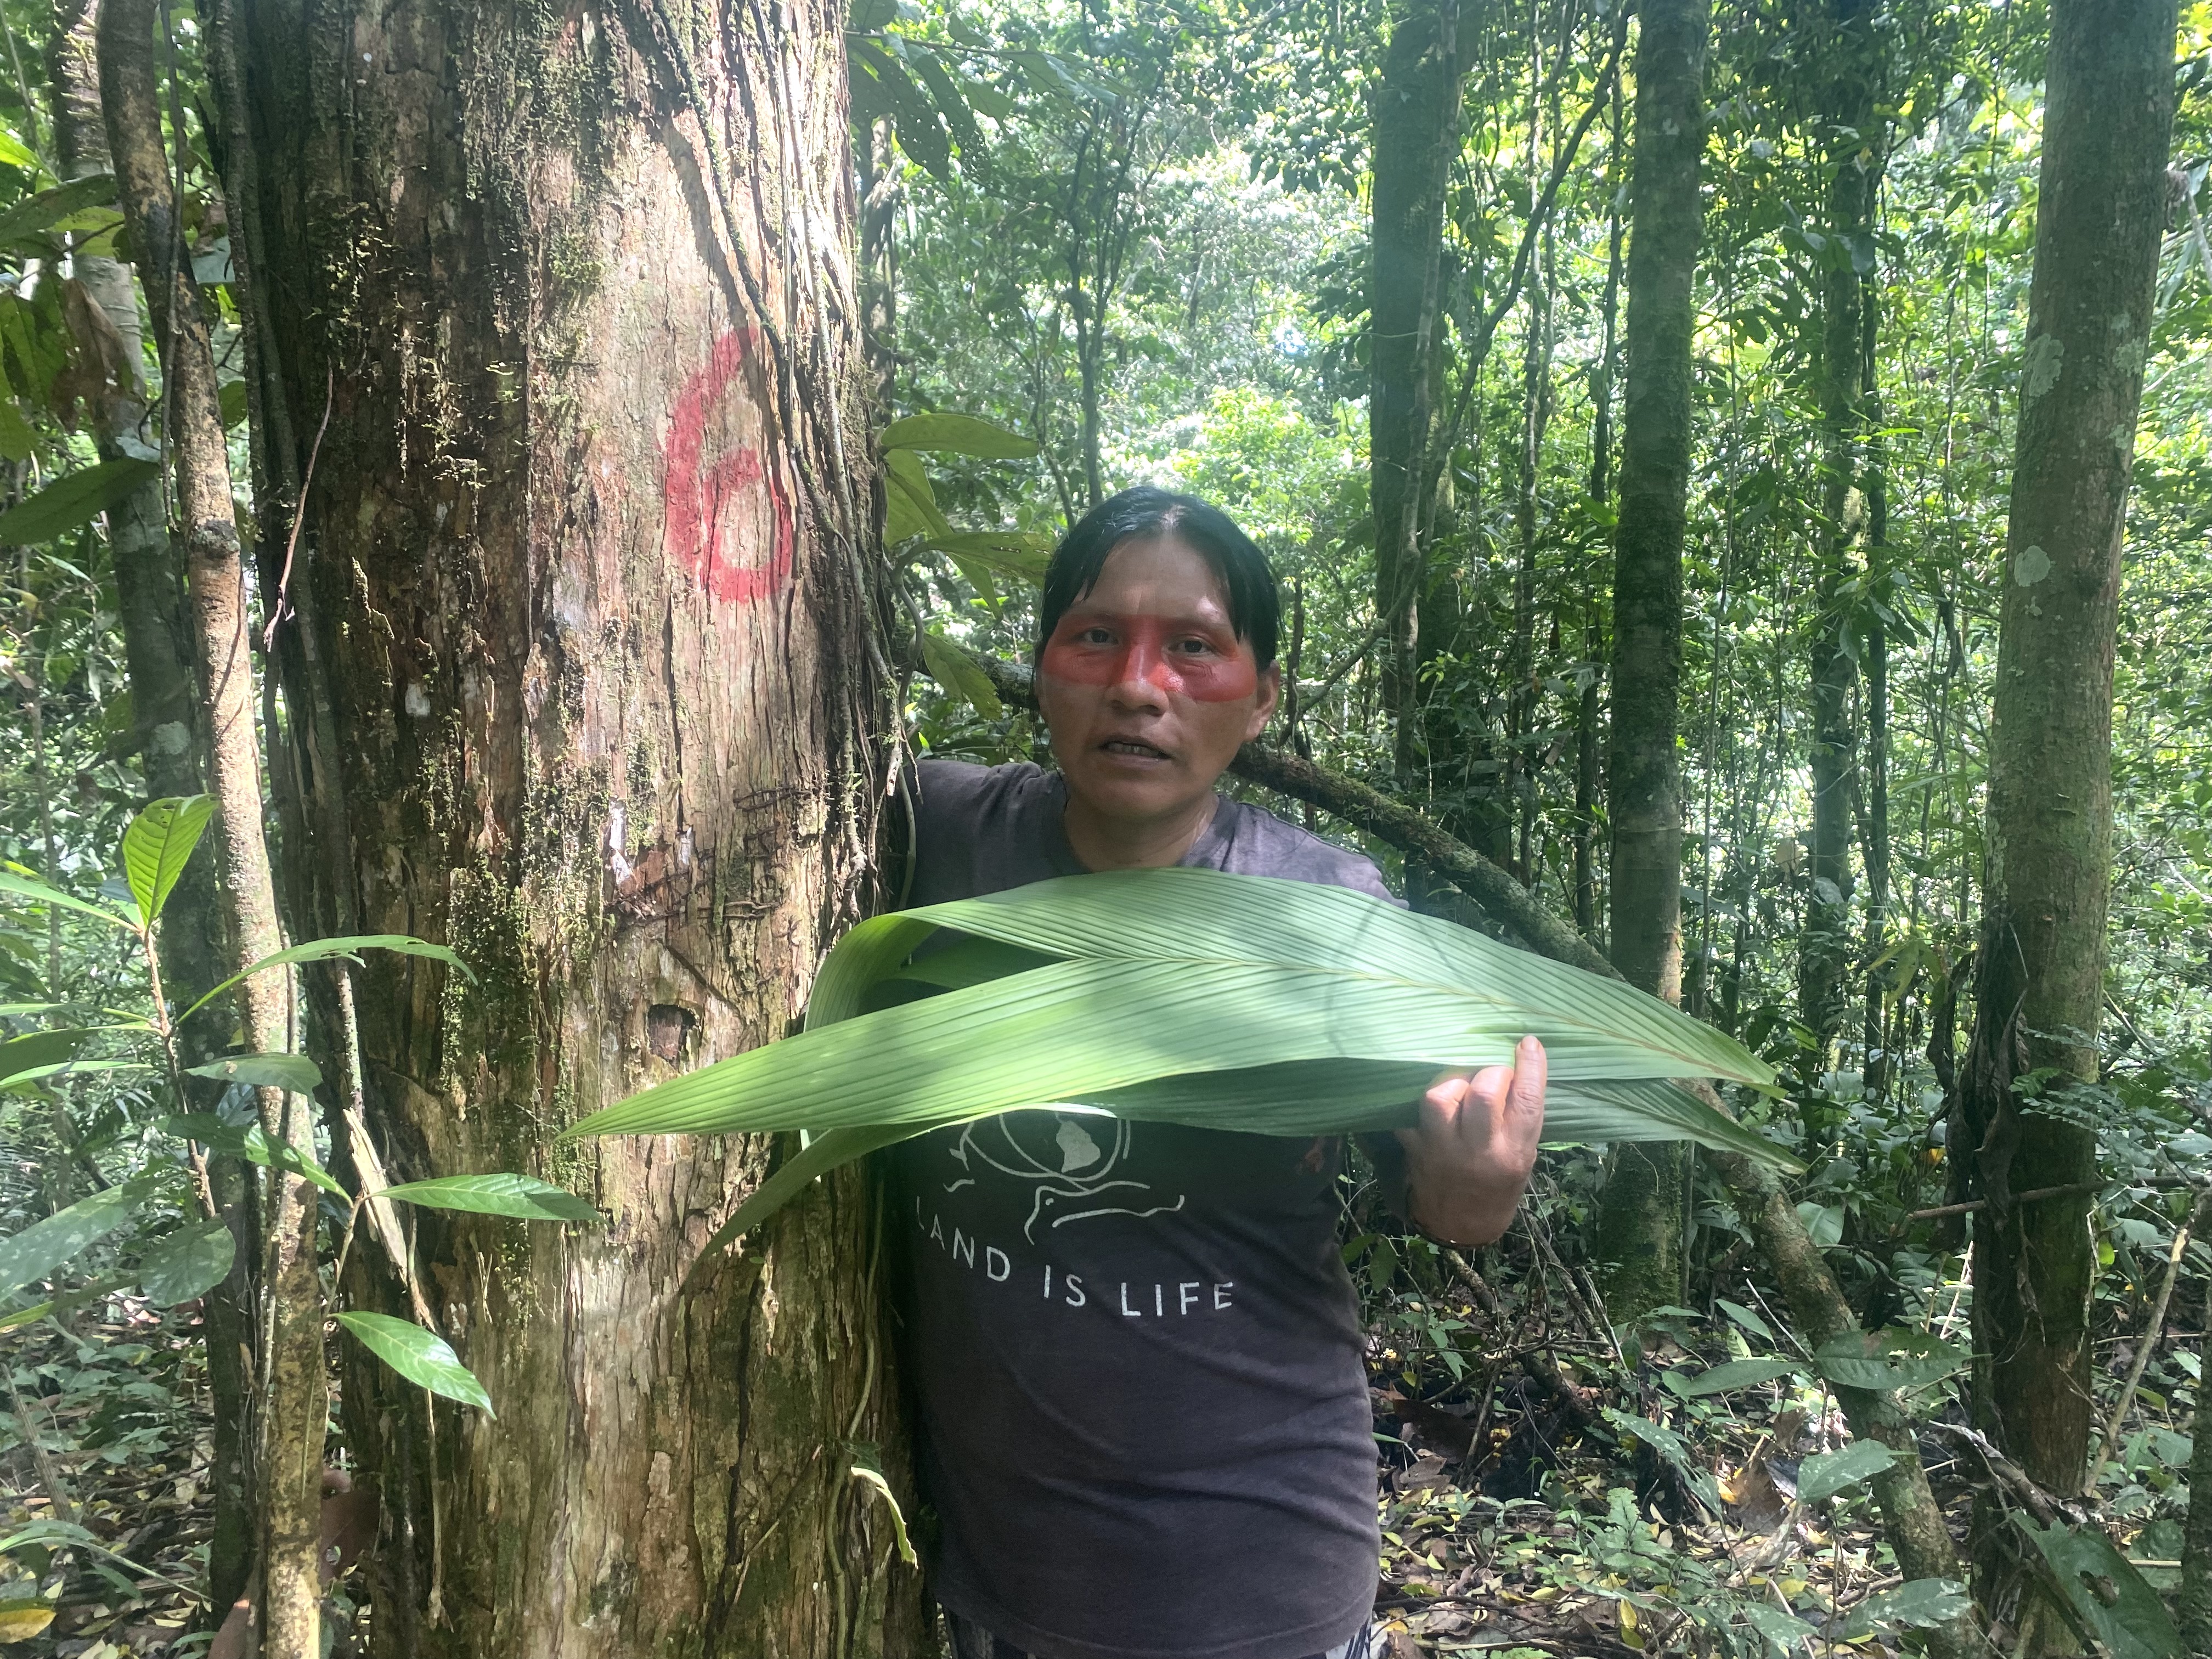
380 1173 600 1223
120 795 216 926
181 933 472 1024
0 457 159 546
139 1217 236 1305
336 1311 494 1414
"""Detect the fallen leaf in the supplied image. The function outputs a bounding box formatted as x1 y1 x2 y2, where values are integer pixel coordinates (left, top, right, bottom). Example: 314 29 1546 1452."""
0 1600 53 1641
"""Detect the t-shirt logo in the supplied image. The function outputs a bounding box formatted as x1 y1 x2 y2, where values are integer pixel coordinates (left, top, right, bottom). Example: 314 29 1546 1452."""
945 1113 1188 1242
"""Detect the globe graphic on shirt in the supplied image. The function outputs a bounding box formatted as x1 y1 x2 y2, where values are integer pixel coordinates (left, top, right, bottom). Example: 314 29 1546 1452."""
943 1111 1188 1243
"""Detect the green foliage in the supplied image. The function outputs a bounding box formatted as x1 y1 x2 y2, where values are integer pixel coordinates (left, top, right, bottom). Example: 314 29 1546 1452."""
379 1173 599 1223
137 1217 235 1306
574 871 1788 1232
334 1312 495 1415
182 1052 323 1093
0 459 159 547
0 1182 143 1299
118 794 214 926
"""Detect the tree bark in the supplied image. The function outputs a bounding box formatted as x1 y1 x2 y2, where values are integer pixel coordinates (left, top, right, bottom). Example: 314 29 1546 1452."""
1593 0 1706 1323
99 1 321 1651
224 0 921 1651
1371 0 1462 784
2182 1384 2212 1651
1801 0 1880 1062
1961 0 2176 1631
1576 67 1625 945
51 0 261 1620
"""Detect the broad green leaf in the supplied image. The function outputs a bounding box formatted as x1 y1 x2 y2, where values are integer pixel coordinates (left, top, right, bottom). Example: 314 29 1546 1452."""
1600 1407 1723 1513
852 43 951 178
1795 1199 1845 1247
120 795 216 925
1796 1438 1896 1504
0 868 135 929
2017 1520 2183 1659
2 1059 151 1091
0 128 40 171
1838 1578 1971 1640
0 173 115 246
182 933 472 1023
1667 1357 1798 1398
1739 1604 1818 1650
0 1277 120 1331
218 378 250 428
575 871 1776 1141
1810 1327 1965 1393
881 413 1039 459
1717 1297 1776 1342
923 529 1052 584
0 458 160 546
336 1311 494 1414
0 1181 144 1297
918 628 1003 719
584 872 1789 1234
959 74 1016 121
161 1114 347 1198
0 1029 90 1087
184 1052 324 1094
138 1217 236 1305
883 448 953 544
909 49 984 156
380 1173 599 1223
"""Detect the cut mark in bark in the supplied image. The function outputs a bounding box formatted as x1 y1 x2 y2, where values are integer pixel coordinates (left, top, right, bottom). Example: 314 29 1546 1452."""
663 326 794 604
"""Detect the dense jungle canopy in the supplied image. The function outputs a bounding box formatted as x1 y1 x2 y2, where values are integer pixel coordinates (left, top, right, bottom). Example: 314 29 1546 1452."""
0 0 2209 1654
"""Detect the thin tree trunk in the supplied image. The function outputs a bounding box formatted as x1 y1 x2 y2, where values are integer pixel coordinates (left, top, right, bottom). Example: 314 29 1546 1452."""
1593 0 1706 1323
1801 0 1879 1064
2183 1390 2212 1651
1575 66 1624 943
1961 0 2176 1633
227 0 923 1650
1372 0 1462 785
99 4 321 1654
49 0 258 1618
1860 280 1891 1094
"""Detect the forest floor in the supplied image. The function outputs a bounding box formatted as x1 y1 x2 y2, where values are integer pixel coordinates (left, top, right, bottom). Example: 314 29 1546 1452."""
0 1280 2169 1658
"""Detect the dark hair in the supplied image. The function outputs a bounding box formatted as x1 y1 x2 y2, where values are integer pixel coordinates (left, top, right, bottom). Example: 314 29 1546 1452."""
1035 487 1281 668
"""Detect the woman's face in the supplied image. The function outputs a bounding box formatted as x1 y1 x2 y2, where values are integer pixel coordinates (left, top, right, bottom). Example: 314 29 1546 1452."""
1037 534 1279 827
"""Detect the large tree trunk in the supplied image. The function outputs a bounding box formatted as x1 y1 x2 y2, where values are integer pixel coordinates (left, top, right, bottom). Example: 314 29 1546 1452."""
1371 0 1462 786
1591 0 1706 1323
1962 0 2176 1634
223 2 922 1652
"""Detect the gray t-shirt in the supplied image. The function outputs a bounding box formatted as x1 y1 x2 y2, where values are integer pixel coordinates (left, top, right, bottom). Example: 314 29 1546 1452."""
887 758 1392 1659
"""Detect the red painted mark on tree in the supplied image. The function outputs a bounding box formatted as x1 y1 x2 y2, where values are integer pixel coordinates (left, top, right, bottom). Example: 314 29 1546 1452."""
1040 610 1259 702
663 328 794 603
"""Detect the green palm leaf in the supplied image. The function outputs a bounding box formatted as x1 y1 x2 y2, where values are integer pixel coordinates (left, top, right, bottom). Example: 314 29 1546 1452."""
569 871 1793 1254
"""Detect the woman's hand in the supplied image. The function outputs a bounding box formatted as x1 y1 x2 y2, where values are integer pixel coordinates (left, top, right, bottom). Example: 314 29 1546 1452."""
1391 1035 1547 1245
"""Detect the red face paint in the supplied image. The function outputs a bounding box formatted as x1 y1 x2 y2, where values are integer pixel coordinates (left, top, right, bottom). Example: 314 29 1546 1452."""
1040 611 1259 703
